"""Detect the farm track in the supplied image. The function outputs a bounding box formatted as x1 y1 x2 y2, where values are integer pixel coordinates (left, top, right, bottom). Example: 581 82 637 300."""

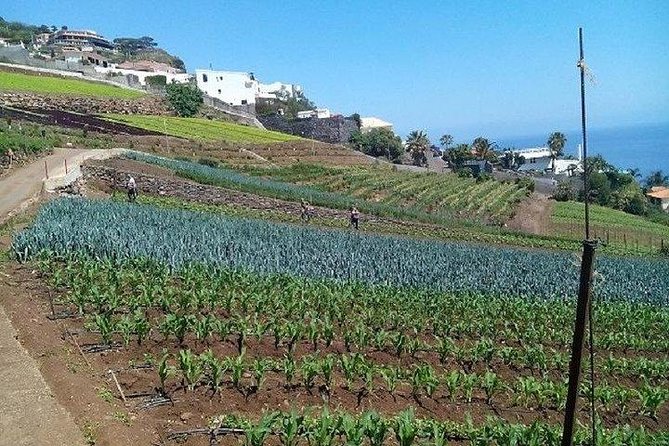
0 151 91 445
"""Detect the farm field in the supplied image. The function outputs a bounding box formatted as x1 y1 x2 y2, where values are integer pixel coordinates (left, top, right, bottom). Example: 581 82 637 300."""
242 163 532 224
126 152 530 226
104 114 302 144
550 201 669 253
10 197 669 445
0 70 144 99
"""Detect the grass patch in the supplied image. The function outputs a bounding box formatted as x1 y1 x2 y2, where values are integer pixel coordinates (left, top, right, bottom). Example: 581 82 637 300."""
0 70 144 99
552 201 669 251
104 114 301 143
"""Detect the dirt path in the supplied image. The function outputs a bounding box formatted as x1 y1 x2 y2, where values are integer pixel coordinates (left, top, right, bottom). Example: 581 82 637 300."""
506 192 554 235
0 149 105 445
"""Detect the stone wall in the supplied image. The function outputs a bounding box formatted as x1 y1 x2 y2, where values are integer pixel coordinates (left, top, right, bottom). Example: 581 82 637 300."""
0 92 172 115
259 115 358 144
82 163 368 221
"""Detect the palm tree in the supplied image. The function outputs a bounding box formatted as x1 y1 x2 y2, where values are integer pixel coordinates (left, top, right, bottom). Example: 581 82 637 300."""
547 132 567 172
627 168 642 179
439 134 453 149
471 137 498 161
406 130 430 167
645 170 669 188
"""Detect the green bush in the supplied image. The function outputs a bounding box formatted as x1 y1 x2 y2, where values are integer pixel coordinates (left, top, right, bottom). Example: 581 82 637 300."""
553 181 577 201
145 75 167 87
165 83 203 117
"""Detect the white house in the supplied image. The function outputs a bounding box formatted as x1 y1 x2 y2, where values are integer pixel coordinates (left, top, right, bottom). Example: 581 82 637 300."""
296 108 331 119
196 69 258 106
647 187 669 212
360 117 393 133
257 81 302 100
513 146 582 175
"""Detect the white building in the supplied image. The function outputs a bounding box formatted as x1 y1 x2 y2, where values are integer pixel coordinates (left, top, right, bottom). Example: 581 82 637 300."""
258 81 302 100
360 117 393 133
196 69 258 106
95 65 191 86
297 108 331 119
512 146 582 175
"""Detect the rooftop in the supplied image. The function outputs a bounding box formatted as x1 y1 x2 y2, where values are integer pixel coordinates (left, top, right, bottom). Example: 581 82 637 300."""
647 187 669 199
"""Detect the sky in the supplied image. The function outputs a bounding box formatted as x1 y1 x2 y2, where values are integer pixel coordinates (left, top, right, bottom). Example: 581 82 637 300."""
4 1 669 143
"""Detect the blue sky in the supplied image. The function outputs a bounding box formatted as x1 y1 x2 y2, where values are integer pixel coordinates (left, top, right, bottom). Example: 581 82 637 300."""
5 1 669 142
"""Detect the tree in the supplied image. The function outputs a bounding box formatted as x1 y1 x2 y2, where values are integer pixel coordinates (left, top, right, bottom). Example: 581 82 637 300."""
405 130 430 167
165 82 203 117
349 128 403 162
645 170 669 188
547 131 567 171
471 137 498 162
443 143 473 169
349 113 362 129
439 134 453 150
113 36 158 57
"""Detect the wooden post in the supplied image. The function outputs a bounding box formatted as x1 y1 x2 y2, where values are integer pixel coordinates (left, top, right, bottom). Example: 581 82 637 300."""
44 160 49 179
606 230 609 245
64 158 68 174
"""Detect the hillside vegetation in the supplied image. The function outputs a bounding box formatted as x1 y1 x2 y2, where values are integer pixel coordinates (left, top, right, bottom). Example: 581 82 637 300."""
105 114 301 143
0 70 144 99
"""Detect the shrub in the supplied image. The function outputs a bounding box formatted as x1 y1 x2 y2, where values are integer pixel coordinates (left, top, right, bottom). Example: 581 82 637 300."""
457 168 473 178
515 177 535 193
165 83 203 117
553 180 576 201
145 75 167 87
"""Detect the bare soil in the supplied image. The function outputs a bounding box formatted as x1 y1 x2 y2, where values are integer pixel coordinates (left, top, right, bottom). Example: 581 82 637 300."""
507 193 554 235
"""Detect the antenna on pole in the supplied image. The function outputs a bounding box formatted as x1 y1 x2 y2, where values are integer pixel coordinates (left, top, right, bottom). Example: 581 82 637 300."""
561 27 598 446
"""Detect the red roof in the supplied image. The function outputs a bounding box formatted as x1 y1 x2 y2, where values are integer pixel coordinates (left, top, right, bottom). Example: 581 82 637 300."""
647 187 669 199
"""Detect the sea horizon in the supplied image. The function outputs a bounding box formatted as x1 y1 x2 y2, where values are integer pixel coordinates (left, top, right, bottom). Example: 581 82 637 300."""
495 121 669 178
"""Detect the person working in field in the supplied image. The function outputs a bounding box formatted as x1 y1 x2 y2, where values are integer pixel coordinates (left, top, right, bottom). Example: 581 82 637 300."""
300 199 314 222
127 175 137 202
349 206 360 230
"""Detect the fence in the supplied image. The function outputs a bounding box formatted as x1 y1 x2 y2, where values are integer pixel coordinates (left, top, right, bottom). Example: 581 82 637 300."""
551 221 667 254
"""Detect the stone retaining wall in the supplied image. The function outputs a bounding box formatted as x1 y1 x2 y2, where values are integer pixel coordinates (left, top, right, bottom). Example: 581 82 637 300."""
0 92 172 116
259 115 358 144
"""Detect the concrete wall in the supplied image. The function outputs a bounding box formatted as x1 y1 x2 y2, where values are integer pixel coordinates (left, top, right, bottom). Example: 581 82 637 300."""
259 115 358 144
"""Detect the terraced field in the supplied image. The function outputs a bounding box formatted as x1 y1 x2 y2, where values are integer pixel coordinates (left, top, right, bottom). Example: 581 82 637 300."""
551 201 669 252
0 70 144 99
11 197 669 445
246 164 531 224
104 114 301 143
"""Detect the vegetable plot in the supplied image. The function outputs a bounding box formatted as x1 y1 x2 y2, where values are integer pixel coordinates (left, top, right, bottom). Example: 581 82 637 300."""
14 198 669 304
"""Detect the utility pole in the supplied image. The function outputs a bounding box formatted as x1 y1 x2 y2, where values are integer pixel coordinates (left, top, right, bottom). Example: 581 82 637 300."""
561 27 597 446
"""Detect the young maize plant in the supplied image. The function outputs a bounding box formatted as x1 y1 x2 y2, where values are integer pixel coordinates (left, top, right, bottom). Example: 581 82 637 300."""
394 408 418 446
362 411 388 446
243 411 278 446
178 349 203 391
282 355 296 389
279 409 305 446
157 352 173 396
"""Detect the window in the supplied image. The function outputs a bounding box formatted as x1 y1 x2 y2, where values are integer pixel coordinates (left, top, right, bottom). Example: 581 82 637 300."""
218 89 221 93
202 74 208 82
241 100 248 105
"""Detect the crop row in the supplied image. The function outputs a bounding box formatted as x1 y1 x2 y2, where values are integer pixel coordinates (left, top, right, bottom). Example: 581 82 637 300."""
15 198 669 304
148 348 667 419
196 408 668 446
41 256 669 355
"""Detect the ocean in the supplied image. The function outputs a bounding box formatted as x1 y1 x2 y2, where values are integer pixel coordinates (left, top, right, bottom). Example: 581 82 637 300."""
496 122 669 179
